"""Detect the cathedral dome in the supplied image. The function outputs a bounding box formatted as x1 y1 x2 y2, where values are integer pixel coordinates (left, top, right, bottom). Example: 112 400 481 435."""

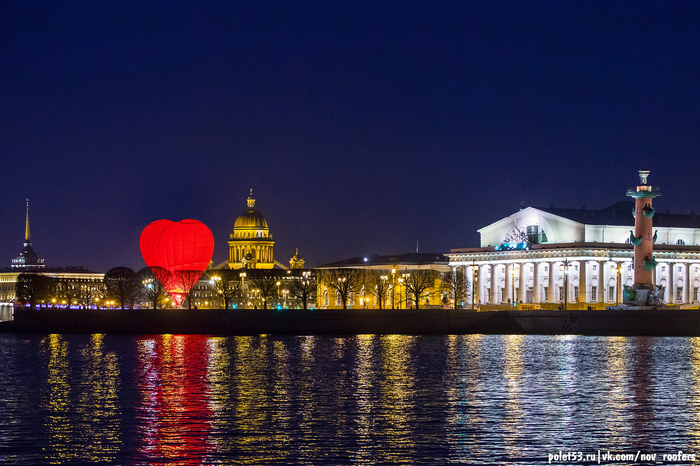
232 190 271 238
234 209 269 229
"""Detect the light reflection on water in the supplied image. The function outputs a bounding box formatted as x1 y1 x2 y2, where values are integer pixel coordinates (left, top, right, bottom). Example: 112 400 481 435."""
2 335 700 464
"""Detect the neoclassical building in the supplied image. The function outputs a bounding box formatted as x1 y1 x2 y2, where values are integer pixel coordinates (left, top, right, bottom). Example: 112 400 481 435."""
448 201 700 308
228 190 276 269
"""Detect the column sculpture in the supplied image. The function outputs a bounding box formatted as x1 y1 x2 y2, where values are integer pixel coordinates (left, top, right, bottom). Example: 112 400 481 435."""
624 170 665 307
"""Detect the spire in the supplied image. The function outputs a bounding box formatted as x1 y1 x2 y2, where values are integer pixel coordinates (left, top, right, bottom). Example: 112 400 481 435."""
24 198 31 243
247 189 255 209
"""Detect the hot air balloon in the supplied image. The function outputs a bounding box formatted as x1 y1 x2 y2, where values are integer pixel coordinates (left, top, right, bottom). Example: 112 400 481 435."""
139 219 215 307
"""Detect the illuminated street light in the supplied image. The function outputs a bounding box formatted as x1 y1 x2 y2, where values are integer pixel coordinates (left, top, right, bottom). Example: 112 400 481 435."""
560 259 571 311
511 266 519 308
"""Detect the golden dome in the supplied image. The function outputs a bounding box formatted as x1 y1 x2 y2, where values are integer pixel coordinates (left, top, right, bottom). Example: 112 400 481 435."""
234 209 268 229
233 190 270 233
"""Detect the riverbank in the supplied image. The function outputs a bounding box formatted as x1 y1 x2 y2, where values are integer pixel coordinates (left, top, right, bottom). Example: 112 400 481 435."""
2 307 700 336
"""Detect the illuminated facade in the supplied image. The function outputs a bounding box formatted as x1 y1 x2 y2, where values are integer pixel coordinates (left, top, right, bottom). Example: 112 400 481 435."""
228 190 275 269
1 199 102 306
448 201 700 308
315 253 451 309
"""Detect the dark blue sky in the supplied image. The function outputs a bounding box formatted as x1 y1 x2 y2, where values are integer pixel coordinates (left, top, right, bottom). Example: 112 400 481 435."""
2 1 700 271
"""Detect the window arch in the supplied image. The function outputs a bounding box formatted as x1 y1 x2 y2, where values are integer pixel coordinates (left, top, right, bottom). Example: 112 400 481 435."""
677 238 686 245
526 225 548 244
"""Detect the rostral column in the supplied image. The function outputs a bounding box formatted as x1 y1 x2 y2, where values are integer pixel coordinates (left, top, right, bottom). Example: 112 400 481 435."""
624 170 662 307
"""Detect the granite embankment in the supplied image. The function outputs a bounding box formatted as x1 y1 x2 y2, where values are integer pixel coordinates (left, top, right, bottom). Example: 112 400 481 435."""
2 308 700 336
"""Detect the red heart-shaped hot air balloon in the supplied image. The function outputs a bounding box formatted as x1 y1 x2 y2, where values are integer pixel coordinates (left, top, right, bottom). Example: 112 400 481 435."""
139 219 215 306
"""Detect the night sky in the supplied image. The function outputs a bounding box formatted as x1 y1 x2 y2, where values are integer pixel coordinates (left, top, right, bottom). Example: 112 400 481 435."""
2 1 700 272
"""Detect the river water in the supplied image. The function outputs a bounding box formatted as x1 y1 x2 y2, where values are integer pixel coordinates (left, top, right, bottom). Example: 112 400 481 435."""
0 334 699 464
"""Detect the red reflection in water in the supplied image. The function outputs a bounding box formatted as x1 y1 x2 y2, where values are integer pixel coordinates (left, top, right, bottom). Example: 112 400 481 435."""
137 335 213 465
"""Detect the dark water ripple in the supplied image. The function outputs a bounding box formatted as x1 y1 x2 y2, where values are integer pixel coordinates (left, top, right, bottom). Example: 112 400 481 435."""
1 334 699 464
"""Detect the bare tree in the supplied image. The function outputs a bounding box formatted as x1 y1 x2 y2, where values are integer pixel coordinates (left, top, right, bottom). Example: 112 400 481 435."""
404 269 441 309
104 267 141 309
171 270 205 309
366 270 392 309
78 278 107 309
443 269 468 309
138 267 168 309
16 273 53 309
55 279 82 307
208 269 241 309
249 274 277 309
290 271 316 310
320 268 364 309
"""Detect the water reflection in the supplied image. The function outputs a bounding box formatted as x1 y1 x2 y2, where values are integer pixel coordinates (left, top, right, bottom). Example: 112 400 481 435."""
4 334 700 464
41 334 73 463
39 334 121 464
136 335 212 464
501 334 524 458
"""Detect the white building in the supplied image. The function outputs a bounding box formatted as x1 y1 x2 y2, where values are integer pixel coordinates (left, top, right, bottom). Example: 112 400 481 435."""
448 201 700 308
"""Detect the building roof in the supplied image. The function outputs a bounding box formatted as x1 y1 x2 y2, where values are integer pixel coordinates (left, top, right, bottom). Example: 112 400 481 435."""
537 201 700 229
317 252 449 269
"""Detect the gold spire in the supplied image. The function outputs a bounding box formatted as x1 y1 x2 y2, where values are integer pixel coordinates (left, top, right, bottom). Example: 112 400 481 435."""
24 198 30 243
247 189 255 208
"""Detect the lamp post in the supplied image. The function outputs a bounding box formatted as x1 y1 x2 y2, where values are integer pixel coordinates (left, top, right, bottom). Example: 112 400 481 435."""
560 259 571 311
391 268 396 308
611 262 622 305
240 272 246 308
470 260 477 310
402 273 410 309
380 275 388 309
211 275 222 307
510 266 519 308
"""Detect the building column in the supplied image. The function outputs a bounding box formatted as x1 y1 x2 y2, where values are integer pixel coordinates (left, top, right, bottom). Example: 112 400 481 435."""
616 262 623 304
533 263 541 303
490 264 497 304
598 261 605 303
668 263 675 304
684 263 690 304
579 260 587 304
548 261 555 303
474 265 481 305
519 263 527 304
505 263 513 304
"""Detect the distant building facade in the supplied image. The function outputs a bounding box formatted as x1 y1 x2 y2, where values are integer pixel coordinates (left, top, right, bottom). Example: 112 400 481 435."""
315 253 451 309
448 202 700 308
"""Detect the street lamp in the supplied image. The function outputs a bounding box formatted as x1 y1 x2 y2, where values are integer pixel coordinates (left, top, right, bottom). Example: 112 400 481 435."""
380 275 388 308
510 266 519 308
470 260 478 310
611 262 622 305
560 259 571 311
402 273 410 308
239 272 247 308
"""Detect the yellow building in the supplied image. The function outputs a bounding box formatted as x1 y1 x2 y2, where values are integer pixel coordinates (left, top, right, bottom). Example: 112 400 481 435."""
228 190 275 269
315 253 451 309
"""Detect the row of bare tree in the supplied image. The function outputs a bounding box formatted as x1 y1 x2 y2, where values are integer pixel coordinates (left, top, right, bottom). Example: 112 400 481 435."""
16 267 319 310
16 267 470 310
317 268 469 309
